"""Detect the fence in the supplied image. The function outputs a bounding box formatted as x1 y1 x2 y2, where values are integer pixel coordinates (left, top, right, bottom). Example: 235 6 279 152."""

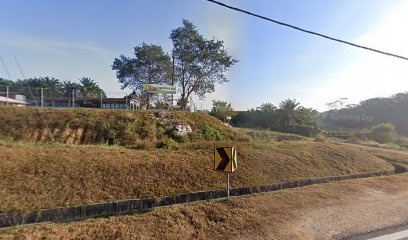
0 86 133 109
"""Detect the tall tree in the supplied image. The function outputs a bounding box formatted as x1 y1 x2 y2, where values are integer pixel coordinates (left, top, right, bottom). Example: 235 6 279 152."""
256 103 277 129
39 76 63 97
79 77 103 98
210 100 237 122
0 78 14 87
170 19 237 109
112 43 172 109
279 99 300 127
62 80 82 97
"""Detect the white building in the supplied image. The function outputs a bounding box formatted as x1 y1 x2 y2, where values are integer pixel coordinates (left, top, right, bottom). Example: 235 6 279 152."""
0 96 28 107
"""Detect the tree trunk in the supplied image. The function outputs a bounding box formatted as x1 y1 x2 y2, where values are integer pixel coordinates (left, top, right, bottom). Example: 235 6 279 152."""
146 93 150 110
180 92 186 110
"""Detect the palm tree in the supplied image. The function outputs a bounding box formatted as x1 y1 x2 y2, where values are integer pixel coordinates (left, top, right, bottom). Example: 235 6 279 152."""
0 78 15 87
279 99 300 127
256 103 277 129
62 81 82 97
39 76 63 97
79 77 101 98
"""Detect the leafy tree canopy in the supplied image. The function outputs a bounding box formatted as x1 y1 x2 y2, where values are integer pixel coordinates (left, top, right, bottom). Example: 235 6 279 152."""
321 92 408 136
210 100 237 122
231 99 320 136
112 43 172 108
171 20 238 109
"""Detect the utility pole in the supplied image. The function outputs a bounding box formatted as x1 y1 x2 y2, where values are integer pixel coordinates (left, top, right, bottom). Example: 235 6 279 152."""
72 89 75 108
40 88 44 107
125 94 128 110
171 54 175 109
100 90 103 108
6 86 9 106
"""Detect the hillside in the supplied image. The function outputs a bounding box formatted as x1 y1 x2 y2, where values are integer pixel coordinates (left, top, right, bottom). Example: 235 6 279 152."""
0 140 393 213
320 92 408 135
0 107 398 216
0 107 247 147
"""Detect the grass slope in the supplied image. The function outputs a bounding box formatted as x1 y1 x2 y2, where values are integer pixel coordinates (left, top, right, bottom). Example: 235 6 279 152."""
0 140 392 213
2 174 408 240
0 107 247 147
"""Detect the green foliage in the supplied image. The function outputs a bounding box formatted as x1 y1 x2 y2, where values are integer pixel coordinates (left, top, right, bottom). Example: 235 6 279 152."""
78 77 105 98
320 92 408 136
232 99 321 136
168 131 189 143
0 108 251 148
200 126 224 141
210 100 237 122
156 138 177 149
0 78 14 86
346 122 408 149
112 43 172 108
62 80 82 97
170 19 238 109
367 123 397 144
2 77 106 104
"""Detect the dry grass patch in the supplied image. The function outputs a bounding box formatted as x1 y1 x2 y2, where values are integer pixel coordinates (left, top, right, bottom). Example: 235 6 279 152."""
2 174 408 240
368 150 408 169
0 140 392 214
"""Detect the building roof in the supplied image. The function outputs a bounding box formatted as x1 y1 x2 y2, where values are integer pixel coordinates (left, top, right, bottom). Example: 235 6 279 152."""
0 96 28 105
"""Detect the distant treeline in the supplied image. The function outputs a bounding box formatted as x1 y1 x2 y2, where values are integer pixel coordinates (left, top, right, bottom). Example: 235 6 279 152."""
231 99 321 136
320 92 408 136
0 77 106 98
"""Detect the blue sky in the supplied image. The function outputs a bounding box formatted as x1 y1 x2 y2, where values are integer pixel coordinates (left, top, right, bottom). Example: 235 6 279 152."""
1 0 407 111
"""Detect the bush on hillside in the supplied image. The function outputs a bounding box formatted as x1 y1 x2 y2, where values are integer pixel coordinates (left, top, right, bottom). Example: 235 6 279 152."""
367 123 397 144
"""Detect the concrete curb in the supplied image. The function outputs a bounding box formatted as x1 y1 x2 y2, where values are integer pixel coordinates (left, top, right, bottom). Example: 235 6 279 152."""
0 170 393 228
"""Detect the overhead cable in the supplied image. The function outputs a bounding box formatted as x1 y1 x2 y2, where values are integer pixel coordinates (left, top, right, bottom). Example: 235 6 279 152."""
204 0 408 61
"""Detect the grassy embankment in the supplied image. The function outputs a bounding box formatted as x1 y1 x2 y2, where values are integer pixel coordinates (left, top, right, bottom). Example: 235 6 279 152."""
0 107 396 214
0 107 308 147
2 174 408 240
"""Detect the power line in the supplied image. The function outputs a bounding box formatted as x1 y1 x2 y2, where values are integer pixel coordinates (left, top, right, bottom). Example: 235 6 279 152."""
0 54 12 79
204 0 408 61
14 56 55 141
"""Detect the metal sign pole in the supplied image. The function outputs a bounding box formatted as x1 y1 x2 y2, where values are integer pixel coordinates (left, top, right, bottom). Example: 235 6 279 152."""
227 173 230 198
41 88 44 107
100 90 103 108
6 86 9 106
72 89 75 108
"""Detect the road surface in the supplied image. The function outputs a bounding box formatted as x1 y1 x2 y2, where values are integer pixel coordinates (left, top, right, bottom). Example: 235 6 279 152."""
341 142 408 156
347 224 408 240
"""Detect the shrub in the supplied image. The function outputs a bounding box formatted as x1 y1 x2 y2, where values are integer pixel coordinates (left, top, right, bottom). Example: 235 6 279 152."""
314 135 327 142
200 126 224 141
367 123 397 144
168 131 190 143
156 138 177 149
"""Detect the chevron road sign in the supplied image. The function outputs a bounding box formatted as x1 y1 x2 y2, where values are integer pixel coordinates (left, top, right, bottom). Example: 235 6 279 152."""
214 146 237 198
214 147 237 173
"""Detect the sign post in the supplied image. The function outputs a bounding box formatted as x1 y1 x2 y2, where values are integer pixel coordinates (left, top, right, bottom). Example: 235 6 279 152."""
227 173 230 198
214 146 237 199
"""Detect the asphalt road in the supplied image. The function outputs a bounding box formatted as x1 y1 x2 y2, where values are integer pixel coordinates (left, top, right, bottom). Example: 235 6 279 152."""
347 224 408 240
341 143 408 156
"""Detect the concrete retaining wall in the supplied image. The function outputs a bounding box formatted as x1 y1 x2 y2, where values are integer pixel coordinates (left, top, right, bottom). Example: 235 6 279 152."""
0 170 393 228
